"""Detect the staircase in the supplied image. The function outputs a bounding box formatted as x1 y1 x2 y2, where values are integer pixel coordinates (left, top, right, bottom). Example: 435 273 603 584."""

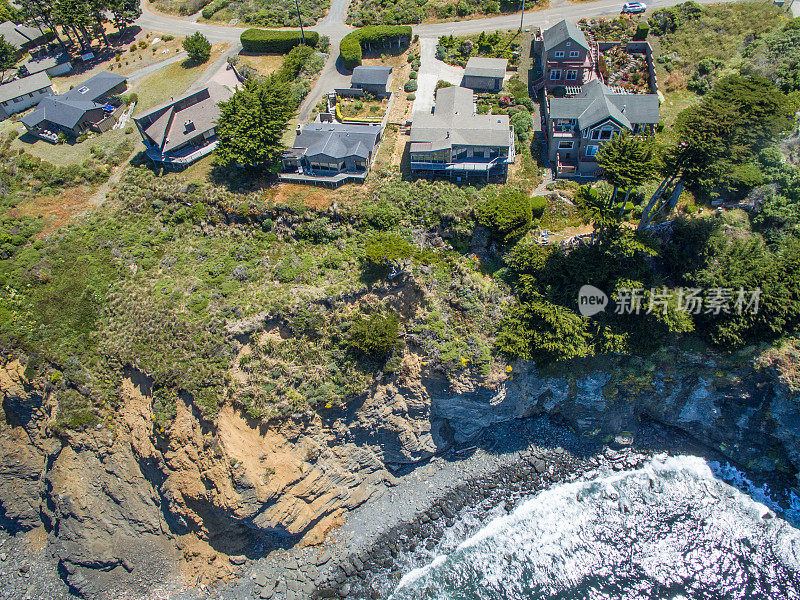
607 54 638 86
582 28 602 84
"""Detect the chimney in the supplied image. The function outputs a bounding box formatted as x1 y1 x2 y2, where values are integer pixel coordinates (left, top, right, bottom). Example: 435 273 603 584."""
622 104 626 113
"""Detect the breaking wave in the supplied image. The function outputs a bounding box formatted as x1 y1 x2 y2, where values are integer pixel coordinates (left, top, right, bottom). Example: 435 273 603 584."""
389 455 800 600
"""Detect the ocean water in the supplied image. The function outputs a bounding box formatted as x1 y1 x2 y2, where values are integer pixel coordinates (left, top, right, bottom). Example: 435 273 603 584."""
388 455 800 600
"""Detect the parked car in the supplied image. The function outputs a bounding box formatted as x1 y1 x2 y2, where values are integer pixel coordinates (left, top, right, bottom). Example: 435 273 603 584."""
622 2 647 13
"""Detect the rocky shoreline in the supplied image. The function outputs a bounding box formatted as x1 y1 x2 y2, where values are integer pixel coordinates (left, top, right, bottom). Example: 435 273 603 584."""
199 414 798 600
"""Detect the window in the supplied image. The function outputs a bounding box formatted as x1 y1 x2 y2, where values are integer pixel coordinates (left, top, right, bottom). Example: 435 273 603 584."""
558 141 574 149
550 69 562 81
566 41 571 46
586 145 598 157
554 50 565 58
566 70 577 81
590 128 615 141
569 50 580 58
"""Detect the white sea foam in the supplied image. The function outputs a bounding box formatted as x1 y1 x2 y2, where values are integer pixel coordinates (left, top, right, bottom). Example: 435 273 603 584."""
389 455 800 600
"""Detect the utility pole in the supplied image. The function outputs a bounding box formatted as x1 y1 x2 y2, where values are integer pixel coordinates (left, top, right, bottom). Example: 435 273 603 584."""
520 0 526 31
295 0 305 44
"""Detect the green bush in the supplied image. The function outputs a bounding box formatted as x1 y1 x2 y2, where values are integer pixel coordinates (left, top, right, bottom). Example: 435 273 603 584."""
183 31 212 63
408 70 417 79
339 25 412 70
240 29 320 53
476 187 534 243
530 195 547 218
201 0 232 19
348 312 400 357
633 22 650 40
404 80 417 92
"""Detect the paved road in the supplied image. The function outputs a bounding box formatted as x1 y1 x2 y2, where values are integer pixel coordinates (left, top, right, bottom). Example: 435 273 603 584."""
134 0 748 120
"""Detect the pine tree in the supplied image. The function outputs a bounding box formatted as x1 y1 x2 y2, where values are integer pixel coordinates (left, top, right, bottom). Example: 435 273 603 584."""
215 78 294 170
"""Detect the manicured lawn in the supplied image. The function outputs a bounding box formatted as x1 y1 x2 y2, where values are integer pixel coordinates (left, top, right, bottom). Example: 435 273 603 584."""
133 43 229 114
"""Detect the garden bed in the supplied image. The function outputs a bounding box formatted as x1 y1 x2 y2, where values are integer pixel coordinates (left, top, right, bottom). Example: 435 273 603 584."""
598 45 651 93
436 30 520 68
578 16 640 42
336 95 390 121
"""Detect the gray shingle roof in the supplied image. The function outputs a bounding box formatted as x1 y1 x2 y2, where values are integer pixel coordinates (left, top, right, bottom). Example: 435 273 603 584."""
63 72 126 102
21 96 98 130
410 86 511 150
0 72 50 104
351 66 393 87
134 82 235 153
20 71 127 131
21 53 71 75
464 57 507 79
293 123 382 160
0 21 44 49
548 79 659 129
542 20 590 52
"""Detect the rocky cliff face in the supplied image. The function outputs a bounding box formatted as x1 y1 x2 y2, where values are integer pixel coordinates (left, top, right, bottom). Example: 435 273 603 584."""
1 346 798 597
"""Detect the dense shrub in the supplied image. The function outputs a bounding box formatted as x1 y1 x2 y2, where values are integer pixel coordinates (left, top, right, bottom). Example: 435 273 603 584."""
348 312 400 357
476 187 534 243
240 28 319 52
183 31 212 62
339 25 412 69
633 23 650 40
403 80 417 92
530 195 546 218
202 0 232 18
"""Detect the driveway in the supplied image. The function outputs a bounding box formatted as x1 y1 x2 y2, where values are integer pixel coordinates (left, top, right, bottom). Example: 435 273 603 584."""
414 38 464 116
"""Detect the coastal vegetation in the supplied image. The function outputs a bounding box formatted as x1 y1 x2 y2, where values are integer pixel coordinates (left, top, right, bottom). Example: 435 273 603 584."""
347 0 544 27
0 3 798 443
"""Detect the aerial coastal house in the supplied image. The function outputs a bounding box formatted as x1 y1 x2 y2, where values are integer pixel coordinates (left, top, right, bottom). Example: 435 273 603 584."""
0 21 48 57
462 57 507 92
350 66 393 98
0 71 52 119
410 85 514 182
280 122 383 187
534 20 598 92
545 79 659 177
135 82 235 167
20 53 73 78
21 72 127 141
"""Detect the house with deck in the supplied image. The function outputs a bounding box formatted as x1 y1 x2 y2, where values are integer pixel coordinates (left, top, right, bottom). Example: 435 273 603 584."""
0 72 52 119
280 122 383 187
533 20 599 92
21 72 127 141
463 57 507 92
545 79 659 177
410 86 514 182
135 82 234 167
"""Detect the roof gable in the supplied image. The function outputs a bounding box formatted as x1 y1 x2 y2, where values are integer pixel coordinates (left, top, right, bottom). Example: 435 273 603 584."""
542 20 590 52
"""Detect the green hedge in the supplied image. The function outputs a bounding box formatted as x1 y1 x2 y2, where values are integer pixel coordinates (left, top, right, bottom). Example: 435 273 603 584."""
339 25 412 70
240 29 320 53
